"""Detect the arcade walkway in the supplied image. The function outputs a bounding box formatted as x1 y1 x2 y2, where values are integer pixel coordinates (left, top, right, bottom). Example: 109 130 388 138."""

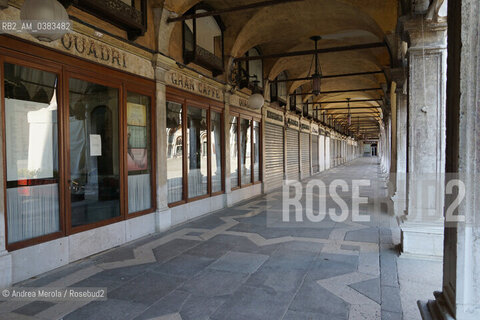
0 158 439 320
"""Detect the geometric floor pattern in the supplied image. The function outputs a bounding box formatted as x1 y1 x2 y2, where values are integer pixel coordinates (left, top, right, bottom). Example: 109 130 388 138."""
0 157 403 320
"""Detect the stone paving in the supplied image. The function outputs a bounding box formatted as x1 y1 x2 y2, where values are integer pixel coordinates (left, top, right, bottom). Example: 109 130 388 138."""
0 157 405 320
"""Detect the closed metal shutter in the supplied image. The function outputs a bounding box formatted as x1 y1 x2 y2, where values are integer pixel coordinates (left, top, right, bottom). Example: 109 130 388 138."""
264 122 284 191
325 136 331 169
286 128 299 181
312 135 319 173
300 132 310 178
319 135 325 171
331 138 336 167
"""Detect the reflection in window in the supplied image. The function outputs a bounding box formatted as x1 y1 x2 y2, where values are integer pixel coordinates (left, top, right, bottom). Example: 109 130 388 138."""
4 63 60 243
69 78 120 227
240 119 252 185
211 111 222 193
166 102 183 203
230 116 238 188
127 92 151 213
253 121 261 182
187 106 208 198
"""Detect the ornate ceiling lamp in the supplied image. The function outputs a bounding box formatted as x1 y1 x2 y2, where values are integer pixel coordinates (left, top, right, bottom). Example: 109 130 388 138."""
248 76 264 109
347 98 351 125
310 36 323 96
20 0 69 42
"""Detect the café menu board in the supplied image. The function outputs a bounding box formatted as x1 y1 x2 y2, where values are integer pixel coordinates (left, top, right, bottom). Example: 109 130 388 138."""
127 102 148 172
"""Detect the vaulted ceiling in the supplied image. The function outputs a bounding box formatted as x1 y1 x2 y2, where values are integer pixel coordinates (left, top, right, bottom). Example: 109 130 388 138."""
163 0 399 138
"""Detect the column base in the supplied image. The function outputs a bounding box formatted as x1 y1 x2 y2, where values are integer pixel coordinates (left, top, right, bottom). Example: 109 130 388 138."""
155 207 172 232
400 218 444 259
0 251 12 289
418 291 455 320
391 193 406 217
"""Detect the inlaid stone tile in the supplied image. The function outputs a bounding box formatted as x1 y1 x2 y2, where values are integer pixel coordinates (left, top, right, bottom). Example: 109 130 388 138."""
181 269 248 297
13 301 55 316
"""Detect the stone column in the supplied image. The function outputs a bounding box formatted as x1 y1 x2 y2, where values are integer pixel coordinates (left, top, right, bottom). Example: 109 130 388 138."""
153 55 172 232
419 0 480 318
400 15 447 257
392 91 408 216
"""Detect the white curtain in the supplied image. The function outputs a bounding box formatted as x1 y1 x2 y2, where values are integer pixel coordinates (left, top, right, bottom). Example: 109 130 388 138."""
128 174 151 213
7 184 59 243
167 177 183 203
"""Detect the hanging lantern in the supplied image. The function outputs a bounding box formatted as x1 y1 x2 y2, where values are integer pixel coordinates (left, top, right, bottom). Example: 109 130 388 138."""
312 73 321 96
20 0 69 42
310 36 323 96
248 93 264 109
347 98 351 125
248 78 264 109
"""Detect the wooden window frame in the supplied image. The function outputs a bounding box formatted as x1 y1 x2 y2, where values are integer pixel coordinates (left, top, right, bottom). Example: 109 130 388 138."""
166 87 225 208
0 36 156 251
230 107 262 190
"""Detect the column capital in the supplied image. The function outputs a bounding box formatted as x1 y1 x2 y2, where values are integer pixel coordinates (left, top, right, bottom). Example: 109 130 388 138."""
400 15 447 50
390 68 407 94
152 53 174 83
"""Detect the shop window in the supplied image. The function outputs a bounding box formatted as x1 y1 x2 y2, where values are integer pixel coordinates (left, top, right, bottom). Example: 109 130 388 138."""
69 78 121 227
230 116 239 188
211 111 223 193
1 41 156 250
166 102 183 204
187 106 208 198
240 119 252 185
4 63 60 244
230 113 262 190
183 4 225 76
166 92 224 205
127 92 152 214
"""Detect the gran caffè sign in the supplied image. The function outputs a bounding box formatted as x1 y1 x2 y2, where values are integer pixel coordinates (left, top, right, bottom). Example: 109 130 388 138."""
167 70 224 102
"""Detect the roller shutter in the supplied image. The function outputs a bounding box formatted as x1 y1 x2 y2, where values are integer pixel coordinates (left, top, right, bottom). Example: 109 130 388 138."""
286 128 299 181
319 135 325 171
300 132 310 178
325 136 331 169
264 122 284 191
312 135 319 173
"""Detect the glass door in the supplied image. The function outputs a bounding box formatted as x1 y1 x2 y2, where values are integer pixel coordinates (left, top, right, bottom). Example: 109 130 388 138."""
68 77 121 228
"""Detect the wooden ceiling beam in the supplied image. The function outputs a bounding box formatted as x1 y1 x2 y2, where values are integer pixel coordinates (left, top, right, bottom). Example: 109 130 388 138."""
314 106 382 111
270 71 384 83
291 87 382 96
234 42 386 62
305 99 382 105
